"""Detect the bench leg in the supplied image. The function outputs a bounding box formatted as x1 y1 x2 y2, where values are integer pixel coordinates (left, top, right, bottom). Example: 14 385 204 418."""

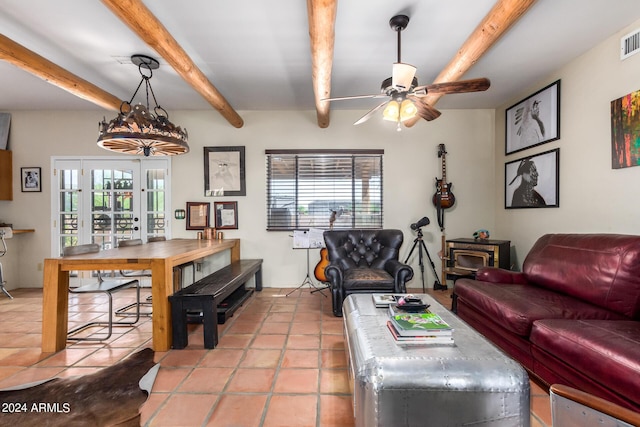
254 267 263 291
170 298 189 349
202 297 218 349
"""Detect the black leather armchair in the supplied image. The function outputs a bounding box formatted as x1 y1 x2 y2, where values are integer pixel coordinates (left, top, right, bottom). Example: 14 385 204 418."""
324 229 414 316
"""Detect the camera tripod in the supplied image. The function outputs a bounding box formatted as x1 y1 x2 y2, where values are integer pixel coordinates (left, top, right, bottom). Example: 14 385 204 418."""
404 228 443 292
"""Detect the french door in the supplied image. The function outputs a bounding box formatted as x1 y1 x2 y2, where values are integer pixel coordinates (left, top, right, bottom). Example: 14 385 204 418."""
51 157 171 256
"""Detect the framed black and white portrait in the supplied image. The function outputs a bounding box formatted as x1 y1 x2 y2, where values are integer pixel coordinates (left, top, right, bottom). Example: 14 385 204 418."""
505 80 560 155
204 146 246 197
505 148 559 209
21 167 41 192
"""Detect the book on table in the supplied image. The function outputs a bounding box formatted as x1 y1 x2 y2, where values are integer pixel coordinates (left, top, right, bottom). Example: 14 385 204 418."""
371 294 404 307
386 321 454 345
388 304 453 337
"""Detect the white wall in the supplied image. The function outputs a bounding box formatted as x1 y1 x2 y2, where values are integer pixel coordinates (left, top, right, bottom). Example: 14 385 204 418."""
0 107 495 289
494 19 640 268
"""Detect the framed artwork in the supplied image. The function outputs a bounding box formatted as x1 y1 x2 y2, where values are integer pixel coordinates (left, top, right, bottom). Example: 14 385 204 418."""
611 87 640 169
21 167 41 192
505 80 560 155
204 146 246 196
505 148 559 209
186 202 210 230
214 201 238 229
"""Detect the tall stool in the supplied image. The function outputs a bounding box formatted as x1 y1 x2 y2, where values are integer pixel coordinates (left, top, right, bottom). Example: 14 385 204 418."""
0 227 13 299
115 238 152 317
65 243 140 341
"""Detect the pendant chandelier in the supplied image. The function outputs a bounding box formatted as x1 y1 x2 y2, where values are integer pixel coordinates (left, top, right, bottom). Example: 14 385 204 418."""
97 54 189 157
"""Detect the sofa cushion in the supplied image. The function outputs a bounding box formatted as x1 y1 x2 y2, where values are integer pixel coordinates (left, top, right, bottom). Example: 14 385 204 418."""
523 234 640 318
530 319 640 402
454 281 627 336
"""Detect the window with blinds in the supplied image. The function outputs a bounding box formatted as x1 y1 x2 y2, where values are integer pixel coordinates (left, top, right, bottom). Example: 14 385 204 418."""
266 149 383 231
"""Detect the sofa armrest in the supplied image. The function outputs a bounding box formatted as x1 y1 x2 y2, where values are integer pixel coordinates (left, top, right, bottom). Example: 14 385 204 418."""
476 267 528 284
325 263 343 288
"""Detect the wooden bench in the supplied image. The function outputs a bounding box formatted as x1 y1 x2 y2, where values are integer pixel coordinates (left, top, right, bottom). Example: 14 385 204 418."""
169 259 263 349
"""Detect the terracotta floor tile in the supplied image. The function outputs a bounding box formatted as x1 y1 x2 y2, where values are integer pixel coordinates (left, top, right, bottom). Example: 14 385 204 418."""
73 347 133 367
274 368 319 393
259 321 291 334
286 334 321 349
158 349 206 367
225 320 262 335
139 393 169 426
178 367 234 393
149 393 218 426
321 369 351 394
292 311 322 322
205 394 268 427
251 334 287 349
322 320 344 335
225 368 275 393
281 349 320 368
321 349 348 369
151 367 191 392
290 321 321 335
35 348 96 367
320 394 355 427
198 348 244 367
531 393 552 426
265 312 295 322
0 366 64 388
262 394 318 427
0 348 48 366
321 334 345 350
216 334 253 349
240 349 282 368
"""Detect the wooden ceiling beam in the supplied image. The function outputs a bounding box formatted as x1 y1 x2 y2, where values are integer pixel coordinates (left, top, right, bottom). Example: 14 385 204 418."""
0 34 122 111
101 0 244 128
307 0 337 128
404 0 538 127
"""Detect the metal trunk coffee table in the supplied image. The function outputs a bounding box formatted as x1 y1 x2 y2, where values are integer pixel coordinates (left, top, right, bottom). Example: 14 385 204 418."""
343 293 530 427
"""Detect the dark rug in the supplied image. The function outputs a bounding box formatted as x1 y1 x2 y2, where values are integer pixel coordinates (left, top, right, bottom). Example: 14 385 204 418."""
0 347 158 426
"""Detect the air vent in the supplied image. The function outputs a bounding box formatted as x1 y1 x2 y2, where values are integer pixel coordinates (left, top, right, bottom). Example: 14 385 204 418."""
621 28 640 60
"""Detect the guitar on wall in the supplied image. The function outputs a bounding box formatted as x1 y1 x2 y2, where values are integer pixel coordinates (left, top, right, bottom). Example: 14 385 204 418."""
433 144 453 291
432 143 455 210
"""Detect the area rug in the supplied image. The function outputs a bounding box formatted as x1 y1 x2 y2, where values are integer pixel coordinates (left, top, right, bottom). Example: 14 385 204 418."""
0 347 158 426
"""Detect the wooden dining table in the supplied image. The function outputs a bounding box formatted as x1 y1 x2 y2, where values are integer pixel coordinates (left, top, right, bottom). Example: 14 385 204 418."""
42 238 240 353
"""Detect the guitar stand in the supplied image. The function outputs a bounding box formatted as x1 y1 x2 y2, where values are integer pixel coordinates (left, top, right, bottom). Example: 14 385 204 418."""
286 248 327 297
404 228 444 292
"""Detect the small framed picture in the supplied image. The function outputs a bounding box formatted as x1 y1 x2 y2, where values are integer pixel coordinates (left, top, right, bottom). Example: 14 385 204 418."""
186 202 210 230
505 80 560 155
505 148 559 209
214 201 238 229
21 167 41 192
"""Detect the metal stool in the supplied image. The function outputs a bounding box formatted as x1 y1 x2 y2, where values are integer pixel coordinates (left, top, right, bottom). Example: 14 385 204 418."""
65 243 140 341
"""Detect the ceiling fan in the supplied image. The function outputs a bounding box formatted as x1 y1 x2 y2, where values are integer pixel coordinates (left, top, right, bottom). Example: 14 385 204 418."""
323 15 491 129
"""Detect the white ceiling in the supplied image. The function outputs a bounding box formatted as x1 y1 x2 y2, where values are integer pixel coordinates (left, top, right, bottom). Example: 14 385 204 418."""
1 0 639 120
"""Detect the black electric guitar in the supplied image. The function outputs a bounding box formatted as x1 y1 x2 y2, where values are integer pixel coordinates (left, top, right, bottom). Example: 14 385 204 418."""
432 144 455 209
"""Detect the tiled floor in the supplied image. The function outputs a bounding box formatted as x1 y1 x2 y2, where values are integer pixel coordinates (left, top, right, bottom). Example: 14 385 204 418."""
0 286 552 426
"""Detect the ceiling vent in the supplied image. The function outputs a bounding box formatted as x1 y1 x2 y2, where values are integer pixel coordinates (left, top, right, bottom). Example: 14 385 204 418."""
620 28 640 60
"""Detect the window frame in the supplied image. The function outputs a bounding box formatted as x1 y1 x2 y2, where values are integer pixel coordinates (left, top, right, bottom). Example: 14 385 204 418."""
265 149 384 231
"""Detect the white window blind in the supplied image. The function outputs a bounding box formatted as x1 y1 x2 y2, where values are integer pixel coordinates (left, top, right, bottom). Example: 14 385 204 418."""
266 149 383 231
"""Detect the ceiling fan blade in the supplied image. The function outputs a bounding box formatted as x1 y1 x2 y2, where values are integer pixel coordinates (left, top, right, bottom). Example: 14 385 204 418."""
322 94 388 102
411 97 442 121
392 63 417 91
414 77 491 95
354 101 389 125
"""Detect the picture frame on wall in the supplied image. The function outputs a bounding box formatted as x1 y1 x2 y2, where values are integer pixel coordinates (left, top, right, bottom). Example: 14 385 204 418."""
505 80 560 155
21 167 41 192
611 87 640 169
204 146 246 197
214 201 238 229
505 148 559 209
186 202 210 230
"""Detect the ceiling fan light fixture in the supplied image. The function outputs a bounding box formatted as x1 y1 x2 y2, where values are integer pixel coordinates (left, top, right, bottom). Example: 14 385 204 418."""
382 100 400 122
97 54 189 157
392 63 417 91
399 99 417 122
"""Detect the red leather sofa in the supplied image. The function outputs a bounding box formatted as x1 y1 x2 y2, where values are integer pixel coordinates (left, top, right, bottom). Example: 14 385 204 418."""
454 233 640 412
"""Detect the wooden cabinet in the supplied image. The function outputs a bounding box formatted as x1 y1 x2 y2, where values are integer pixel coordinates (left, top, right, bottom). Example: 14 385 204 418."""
0 150 12 200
